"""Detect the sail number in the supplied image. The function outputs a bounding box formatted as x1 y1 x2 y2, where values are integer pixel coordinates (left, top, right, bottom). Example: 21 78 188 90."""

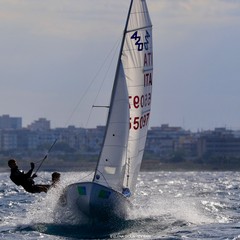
131 30 150 51
129 112 150 130
129 93 151 109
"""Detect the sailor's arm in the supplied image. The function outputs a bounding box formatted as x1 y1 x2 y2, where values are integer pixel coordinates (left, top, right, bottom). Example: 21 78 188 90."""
25 162 35 178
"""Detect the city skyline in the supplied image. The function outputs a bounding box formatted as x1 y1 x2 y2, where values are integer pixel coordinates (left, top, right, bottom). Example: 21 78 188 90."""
1 116 240 166
1 114 240 133
0 1 240 131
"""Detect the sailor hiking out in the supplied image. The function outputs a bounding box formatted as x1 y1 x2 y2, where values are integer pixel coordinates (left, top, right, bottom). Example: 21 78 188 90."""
8 159 60 193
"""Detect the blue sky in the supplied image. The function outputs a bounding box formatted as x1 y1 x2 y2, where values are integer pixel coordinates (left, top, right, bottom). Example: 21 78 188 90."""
0 0 240 131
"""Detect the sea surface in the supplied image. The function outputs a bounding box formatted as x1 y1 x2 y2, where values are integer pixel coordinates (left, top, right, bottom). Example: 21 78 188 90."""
1 171 240 239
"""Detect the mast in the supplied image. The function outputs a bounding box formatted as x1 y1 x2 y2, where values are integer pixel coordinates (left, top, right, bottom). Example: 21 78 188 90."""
93 0 134 180
113 0 134 88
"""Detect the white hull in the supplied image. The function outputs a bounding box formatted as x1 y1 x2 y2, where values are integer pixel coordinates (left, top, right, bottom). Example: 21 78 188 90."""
61 182 131 222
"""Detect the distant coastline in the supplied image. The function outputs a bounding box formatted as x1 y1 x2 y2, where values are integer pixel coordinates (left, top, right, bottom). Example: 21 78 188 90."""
2 158 240 173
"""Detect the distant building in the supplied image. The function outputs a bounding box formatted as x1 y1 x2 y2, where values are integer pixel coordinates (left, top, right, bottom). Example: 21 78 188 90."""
27 118 50 131
85 126 105 153
145 124 190 158
1 114 240 162
197 128 240 158
0 130 18 150
56 126 87 151
177 135 198 159
0 115 22 130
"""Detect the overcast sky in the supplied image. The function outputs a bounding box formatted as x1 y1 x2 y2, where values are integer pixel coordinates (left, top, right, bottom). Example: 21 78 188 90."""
0 0 240 132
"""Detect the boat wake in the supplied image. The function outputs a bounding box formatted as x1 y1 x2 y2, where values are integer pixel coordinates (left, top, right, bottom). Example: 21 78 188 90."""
2 172 235 239
1 171 239 239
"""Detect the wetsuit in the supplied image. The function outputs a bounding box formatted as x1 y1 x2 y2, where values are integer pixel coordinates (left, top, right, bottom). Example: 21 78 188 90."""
10 166 50 193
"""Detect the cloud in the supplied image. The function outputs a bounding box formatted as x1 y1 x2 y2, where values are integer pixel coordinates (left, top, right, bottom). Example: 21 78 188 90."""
0 1 130 41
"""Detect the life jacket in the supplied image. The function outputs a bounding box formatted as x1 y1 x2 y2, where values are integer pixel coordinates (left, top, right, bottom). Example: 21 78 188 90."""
10 168 34 187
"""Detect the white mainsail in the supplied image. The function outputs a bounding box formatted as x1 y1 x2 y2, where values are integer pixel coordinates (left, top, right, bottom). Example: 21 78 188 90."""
93 0 153 195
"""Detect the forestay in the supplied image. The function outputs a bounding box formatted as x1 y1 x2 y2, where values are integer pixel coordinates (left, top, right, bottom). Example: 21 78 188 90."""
93 0 153 194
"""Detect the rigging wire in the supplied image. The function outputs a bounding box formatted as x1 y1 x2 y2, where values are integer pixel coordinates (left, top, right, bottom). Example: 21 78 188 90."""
78 171 95 182
85 38 121 127
95 170 111 188
65 37 121 129
33 36 121 173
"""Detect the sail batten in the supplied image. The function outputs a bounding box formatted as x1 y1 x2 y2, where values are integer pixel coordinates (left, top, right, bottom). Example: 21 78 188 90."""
126 25 152 33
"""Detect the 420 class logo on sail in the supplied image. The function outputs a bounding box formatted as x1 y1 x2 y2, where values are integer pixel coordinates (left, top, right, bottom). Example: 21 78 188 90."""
131 30 150 51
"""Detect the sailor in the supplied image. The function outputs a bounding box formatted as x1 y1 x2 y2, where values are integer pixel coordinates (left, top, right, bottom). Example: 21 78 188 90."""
51 171 61 187
8 159 60 193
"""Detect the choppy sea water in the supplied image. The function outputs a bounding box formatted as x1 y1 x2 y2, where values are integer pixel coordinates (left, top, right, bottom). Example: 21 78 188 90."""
1 171 240 239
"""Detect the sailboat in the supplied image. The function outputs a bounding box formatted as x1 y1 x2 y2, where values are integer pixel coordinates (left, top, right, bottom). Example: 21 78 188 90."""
62 0 153 221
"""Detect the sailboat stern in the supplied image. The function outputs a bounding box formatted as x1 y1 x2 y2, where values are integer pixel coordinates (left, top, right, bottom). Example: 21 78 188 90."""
61 182 131 221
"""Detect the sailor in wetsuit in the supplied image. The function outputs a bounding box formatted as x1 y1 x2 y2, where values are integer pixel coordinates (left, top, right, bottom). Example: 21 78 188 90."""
8 159 60 193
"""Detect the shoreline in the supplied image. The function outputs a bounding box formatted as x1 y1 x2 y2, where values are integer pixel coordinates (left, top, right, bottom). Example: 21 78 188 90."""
2 160 240 173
